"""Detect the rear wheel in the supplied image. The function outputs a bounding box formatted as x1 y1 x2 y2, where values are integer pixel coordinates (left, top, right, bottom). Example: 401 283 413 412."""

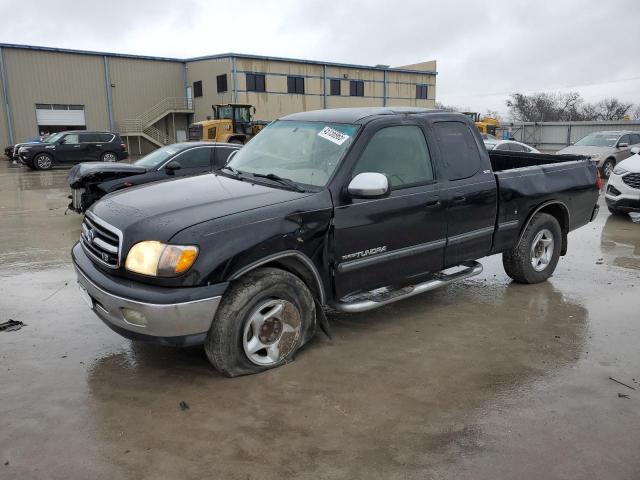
601 158 615 179
34 153 53 170
503 213 562 284
101 151 117 162
205 267 315 377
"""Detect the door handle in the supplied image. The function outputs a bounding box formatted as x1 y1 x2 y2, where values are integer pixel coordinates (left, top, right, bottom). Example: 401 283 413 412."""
451 195 466 205
424 199 441 208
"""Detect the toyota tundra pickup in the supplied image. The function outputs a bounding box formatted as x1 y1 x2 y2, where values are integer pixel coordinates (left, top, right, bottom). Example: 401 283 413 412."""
72 108 600 377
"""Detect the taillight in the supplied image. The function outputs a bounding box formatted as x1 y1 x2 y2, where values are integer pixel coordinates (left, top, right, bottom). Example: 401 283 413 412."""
597 170 603 190
121 143 127 151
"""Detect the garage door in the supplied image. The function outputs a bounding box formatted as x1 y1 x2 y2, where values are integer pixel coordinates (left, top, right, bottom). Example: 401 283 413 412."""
35 104 86 126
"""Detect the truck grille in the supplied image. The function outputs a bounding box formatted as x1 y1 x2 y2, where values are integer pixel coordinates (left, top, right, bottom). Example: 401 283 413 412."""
622 173 640 190
80 213 122 268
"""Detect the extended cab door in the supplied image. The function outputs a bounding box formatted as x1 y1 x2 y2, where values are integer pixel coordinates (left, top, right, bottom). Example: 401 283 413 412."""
332 120 446 299
431 121 497 267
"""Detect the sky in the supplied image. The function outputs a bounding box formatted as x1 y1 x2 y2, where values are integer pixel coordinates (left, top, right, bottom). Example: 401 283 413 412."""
1 0 639 118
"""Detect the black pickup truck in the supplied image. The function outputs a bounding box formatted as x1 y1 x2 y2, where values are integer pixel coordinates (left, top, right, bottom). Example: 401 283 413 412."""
72 108 600 377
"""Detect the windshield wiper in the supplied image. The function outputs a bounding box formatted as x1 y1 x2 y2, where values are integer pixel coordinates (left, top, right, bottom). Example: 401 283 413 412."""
220 165 242 177
251 173 306 192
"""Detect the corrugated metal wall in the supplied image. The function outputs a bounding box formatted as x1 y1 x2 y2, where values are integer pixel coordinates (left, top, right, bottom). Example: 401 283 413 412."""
186 58 232 122
499 121 640 152
3 48 109 141
108 57 185 120
0 52 8 147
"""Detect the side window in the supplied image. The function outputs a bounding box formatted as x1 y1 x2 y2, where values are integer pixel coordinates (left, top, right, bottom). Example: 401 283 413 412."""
173 147 212 169
495 143 510 151
63 134 80 144
510 143 528 152
79 133 95 143
630 134 640 145
433 122 482 180
353 125 433 188
618 134 631 146
214 146 238 167
99 133 114 142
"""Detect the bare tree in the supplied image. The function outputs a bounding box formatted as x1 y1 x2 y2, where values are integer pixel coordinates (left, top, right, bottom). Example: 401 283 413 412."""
592 98 633 120
435 101 459 112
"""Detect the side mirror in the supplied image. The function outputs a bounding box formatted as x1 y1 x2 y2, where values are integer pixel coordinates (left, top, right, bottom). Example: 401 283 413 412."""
618 142 629 148
631 146 640 155
347 172 390 199
165 160 182 174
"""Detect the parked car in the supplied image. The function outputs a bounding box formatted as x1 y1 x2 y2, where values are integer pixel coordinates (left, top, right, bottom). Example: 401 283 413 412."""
67 142 241 213
484 139 540 153
557 131 640 178
605 146 640 215
18 131 128 170
72 107 600 377
5 137 42 160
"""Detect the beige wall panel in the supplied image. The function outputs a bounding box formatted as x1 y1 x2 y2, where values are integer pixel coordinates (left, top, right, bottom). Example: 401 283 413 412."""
240 91 323 120
4 48 109 141
236 59 323 78
0 70 8 147
108 57 184 121
186 58 232 122
326 95 384 109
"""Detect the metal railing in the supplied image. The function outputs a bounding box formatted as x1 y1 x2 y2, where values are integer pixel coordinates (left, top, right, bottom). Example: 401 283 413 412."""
117 97 193 145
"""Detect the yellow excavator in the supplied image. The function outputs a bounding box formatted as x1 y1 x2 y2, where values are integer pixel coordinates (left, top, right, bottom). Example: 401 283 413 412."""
462 112 500 137
188 104 268 144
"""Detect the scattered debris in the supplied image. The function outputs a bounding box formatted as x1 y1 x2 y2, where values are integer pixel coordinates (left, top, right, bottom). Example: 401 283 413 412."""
609 376 636 391
554 335 561 339
0 320 25 332
124 449 130 454
179 401 189 411
618 393 630 399
629 212 640 223
4 461 8 466
595 258 604 265
61 355 67 359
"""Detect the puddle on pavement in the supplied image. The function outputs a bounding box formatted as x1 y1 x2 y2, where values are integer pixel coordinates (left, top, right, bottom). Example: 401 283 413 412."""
600 214 640 271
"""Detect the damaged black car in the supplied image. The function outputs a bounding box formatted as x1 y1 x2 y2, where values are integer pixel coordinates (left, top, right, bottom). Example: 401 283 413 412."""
67 142 241 213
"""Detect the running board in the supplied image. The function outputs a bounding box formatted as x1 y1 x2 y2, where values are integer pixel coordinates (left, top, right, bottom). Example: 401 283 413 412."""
332 261 483 313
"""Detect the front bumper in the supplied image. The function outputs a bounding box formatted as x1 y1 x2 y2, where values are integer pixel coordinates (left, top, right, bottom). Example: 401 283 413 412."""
605 173 640 212
72 243 228 346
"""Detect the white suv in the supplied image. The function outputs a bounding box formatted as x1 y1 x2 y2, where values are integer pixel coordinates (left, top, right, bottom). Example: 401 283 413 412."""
605 146 640 214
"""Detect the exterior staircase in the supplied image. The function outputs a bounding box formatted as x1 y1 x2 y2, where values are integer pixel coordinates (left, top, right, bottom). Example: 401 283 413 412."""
118 97 193 148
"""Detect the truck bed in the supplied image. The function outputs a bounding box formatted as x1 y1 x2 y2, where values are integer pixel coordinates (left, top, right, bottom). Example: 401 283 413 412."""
488 150 599 254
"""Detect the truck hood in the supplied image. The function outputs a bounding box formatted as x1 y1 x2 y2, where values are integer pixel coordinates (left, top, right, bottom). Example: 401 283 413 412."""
67 162 147 187
617 153 640 173
556 145 615 157
89 173 313 242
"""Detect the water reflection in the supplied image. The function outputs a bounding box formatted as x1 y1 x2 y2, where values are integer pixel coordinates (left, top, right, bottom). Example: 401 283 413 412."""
600 214 640 271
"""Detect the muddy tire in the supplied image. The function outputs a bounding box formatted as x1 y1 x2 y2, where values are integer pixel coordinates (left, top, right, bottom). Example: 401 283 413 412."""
503 213 562 284
204 267 315 377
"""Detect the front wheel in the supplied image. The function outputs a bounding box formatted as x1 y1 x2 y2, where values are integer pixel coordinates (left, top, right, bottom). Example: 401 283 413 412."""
205 267 315 377
34 153 53 170
503 213 562 284
601 158 615 179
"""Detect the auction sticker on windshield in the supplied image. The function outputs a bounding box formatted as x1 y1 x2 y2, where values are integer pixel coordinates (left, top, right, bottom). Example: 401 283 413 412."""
318 126 350 145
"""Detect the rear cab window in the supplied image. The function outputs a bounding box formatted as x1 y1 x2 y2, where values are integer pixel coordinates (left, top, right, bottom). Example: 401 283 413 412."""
433 122 483 180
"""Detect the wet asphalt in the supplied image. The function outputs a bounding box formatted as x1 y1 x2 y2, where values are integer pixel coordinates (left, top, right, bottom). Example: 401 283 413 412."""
0 159 639 480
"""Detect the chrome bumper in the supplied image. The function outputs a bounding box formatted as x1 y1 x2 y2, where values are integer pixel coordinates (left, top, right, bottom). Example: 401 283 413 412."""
75 266 221 340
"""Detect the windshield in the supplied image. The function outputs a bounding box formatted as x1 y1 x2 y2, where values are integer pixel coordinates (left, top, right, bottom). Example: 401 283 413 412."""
134 144 183 168
227 120 359 187
575 133 619 147
44 132 64 144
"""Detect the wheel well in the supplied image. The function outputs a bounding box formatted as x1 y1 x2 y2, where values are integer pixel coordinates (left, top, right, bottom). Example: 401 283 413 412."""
526 202 570 255
229 252 325 304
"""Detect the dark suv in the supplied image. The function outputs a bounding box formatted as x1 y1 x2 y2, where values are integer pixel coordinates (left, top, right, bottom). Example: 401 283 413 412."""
18 131 128 170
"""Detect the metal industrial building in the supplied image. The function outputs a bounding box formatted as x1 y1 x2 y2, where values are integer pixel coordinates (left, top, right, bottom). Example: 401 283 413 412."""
0 43 437 154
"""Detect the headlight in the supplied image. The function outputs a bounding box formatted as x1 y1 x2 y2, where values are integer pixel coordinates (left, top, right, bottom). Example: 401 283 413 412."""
125 241 198 277
612 166 628 176
590 153 601 160
19 146 30 152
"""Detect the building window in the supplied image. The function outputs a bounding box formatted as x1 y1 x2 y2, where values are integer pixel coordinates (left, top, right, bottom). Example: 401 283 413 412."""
217 74 228 93
416 84 428 100
349 80 364 97
330 79 341 96
287 76 305 94
193 80 203 98
246 73 266 92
